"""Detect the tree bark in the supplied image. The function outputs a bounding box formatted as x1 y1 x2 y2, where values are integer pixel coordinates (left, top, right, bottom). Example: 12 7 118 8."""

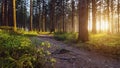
107 0 110 33
78 0 89 42
1 0 5 26
92 0 97 33
111 0 113 33
13 0 17 31
30 0 33 31
71 0 75 32
62 0 65 32
118 0 119 32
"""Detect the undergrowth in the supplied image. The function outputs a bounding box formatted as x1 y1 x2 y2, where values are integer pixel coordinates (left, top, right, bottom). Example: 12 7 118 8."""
0 30 55 68
54 32 77 43
87 33 120 59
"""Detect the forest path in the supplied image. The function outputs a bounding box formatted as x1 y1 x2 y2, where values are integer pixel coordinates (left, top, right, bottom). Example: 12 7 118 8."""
35 35 120 68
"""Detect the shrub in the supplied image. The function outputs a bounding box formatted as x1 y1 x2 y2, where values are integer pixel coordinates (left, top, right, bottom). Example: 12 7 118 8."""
0 30 55 68
54 32 77 42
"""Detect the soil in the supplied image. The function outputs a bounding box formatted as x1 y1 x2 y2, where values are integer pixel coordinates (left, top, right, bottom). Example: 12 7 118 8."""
34 35 120 68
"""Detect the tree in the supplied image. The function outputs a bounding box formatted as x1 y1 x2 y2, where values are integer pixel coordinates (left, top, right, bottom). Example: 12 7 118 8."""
118 0 119 32
13 0 17 31
78 0 89 42
49 0 56 33
107 0 110 33
1 0 5 26
30 0 33 31
92 0 97 33
37 0 42 31
1 0 8 26
71 0 75 32
111 0 114 33
42 0 46 32
62 0 65 32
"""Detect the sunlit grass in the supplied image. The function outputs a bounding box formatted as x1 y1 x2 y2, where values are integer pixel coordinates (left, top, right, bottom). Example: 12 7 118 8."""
85 33 120 59
88 33 120 46
38 32 54 36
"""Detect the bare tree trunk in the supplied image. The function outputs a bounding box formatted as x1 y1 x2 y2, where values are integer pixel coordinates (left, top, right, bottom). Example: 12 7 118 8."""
92 0 97 33
111 0 113 33
71 0 75 32
42 0 45 32
118 0 119 32
24 0 27 29
62 0 65 32
38 2 41 32
4 0 8 26
78 0 89 42
8 0 12 26
2 0 5 26
99 0 102 32
107 0 110 33
13 0 17 31
50 0 55 33
30 0 33 31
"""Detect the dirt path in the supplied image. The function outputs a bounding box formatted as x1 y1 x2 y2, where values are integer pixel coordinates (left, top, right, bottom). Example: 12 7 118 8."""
35 35 120 68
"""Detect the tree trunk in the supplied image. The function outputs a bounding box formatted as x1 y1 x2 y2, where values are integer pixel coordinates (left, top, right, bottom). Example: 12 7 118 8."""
99 0 102 32
38 2 41 32
71 0 75 32
8 0 13 26
42 0 46 32
78 0 89 42
62 0 65 32
92 0 97 33
30 0 33 31
50 0 55 33
118 0 119 32
111 0 113 33
107 0 110 33
2 0 5 26
13 0 17 31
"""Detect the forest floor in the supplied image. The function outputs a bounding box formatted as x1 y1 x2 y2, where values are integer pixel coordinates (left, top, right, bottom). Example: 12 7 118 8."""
35 35 120 68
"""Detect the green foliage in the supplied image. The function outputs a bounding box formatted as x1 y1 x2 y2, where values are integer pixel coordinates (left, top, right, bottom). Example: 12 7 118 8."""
0 26 13 30
54 32 77 42
16 29 38 37
0 30 55 68
39 32 51 35
3 36 31 48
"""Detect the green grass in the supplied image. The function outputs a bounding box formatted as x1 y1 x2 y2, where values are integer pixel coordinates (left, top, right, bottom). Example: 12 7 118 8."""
88 33 120 46
86 33 120 59
16 29 39 36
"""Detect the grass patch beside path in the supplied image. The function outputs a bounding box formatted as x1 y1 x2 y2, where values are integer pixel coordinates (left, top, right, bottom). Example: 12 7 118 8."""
86 33 120 59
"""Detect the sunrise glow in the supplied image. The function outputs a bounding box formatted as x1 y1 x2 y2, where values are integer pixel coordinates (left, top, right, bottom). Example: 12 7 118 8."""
88 20 109 32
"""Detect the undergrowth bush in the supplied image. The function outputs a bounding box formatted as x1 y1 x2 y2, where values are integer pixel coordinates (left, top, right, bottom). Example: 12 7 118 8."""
54 32 77 42
0 30 55 68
